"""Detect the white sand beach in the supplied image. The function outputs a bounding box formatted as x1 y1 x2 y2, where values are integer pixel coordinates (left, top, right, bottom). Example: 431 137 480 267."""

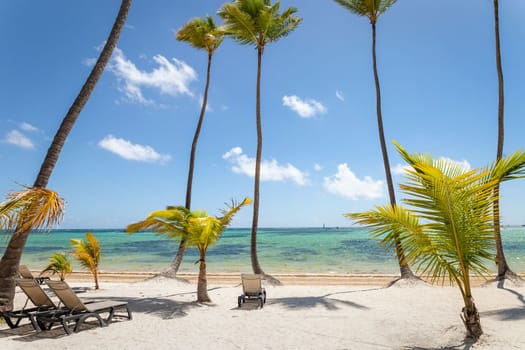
1 274 525 350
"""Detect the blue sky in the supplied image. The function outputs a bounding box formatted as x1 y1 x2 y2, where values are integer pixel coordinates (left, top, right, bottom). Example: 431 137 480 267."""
1 0 524 229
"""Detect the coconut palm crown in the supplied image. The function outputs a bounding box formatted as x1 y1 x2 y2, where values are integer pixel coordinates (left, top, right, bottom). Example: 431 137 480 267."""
127 198 252 302
333 0 397 24
346 142 525 339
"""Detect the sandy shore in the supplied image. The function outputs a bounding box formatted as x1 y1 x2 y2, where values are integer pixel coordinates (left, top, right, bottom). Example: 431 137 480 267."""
2 274 525 349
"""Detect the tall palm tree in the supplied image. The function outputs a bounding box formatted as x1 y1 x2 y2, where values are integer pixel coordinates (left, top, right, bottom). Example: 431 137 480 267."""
491 0 518 282
70 233 101 289
346 142 525 339
0 0 131 312
218 0 301 277
127 198 251 302
334 0 416 280
164 16 224 277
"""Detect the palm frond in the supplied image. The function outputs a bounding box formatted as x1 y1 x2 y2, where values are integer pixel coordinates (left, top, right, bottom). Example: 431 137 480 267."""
0 186 64 233
176 15 223 52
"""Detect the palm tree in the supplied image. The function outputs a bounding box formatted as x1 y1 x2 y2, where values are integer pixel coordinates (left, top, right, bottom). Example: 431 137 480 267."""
70 233 101 289
127 198 251 302
346 142 525 339
41 252 73 281
218 0 301 277
0 0 131 312
164 16 224 277
333 0 416 280
491 0 519 282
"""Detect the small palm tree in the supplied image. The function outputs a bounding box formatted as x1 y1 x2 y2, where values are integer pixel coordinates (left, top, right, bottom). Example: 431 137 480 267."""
218 0 301 277
70 232 101 289
41 252 73 281
165 16 224 277
127 198 251 302
0 0 131 312
346 142 525 339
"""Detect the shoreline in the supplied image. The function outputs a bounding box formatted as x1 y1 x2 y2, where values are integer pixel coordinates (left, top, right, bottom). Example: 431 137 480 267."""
55 270 525 286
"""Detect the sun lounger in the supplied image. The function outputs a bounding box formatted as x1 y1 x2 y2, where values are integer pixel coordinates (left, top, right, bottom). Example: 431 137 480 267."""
1 278 58 329
238 274 266 308
18 265 50 285
40 280 132 335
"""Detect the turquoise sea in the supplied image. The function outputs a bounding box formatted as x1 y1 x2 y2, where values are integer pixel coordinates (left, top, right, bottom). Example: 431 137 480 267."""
1 227 525 275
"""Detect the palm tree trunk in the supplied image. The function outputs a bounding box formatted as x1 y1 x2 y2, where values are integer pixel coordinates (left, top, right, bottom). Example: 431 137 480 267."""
197 250 211 302
492 0 517 281
371 22 415 280
185 52 213 210
94 269 100 290
0 0 131 313
165 52 215 278
462 297 483 339
250 46 264 275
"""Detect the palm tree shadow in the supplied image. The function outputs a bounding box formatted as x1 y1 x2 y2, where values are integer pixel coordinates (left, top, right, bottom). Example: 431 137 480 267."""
479 280 525 321
403 340 475 350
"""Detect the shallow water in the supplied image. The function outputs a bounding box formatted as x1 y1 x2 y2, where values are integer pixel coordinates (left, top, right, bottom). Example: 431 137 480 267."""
1 227 524 274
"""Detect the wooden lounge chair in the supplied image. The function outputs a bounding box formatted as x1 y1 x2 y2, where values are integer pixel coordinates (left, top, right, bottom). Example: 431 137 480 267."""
1 278 58 329
39 280 132 335
18 265 50 285
237 274 267 308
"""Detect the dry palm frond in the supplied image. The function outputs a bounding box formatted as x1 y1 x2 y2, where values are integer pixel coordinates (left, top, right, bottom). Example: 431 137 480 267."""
0 186 64 233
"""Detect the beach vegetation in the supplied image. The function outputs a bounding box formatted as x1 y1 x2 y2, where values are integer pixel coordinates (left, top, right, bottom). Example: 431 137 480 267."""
127 198 251 302
0 0 131 312
41 252 73 281
218 0 301 279
166 15 225 277
333 0 417 281
70 233 101 290
346 142 525 339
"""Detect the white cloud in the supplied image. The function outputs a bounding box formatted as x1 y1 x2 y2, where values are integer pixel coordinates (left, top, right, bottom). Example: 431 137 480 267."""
392 163 410 175
282 95 326 118
335 90 344 101
4 130 34 149
314 163 323 171
109 48 197 105
223 147 309 186
82 57 97 67
98 135 171 164
324 164 384 200
19 122 38 132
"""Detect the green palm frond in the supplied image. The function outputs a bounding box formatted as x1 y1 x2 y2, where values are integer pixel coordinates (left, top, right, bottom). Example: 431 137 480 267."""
0 186 64 233
41 252 72 280
334 0 397 22
176 15 224 52
127 198 251 256
346 143 525 304
218 0 301 48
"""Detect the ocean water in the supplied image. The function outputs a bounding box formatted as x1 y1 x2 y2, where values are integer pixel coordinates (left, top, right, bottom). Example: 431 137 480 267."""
1 227 524 275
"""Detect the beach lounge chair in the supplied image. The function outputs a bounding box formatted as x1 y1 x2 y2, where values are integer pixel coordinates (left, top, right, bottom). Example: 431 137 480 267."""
1 278 58 329
40 280 132 335
237 274 266 308
18 264 50 285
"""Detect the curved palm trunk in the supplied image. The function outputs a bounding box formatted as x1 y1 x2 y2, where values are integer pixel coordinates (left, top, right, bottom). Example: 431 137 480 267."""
0 0 131 312
197 250 211 302
492 0 517 281
371 22 414 279
250 47 264 275
166 53 214 277
93 268 100 290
